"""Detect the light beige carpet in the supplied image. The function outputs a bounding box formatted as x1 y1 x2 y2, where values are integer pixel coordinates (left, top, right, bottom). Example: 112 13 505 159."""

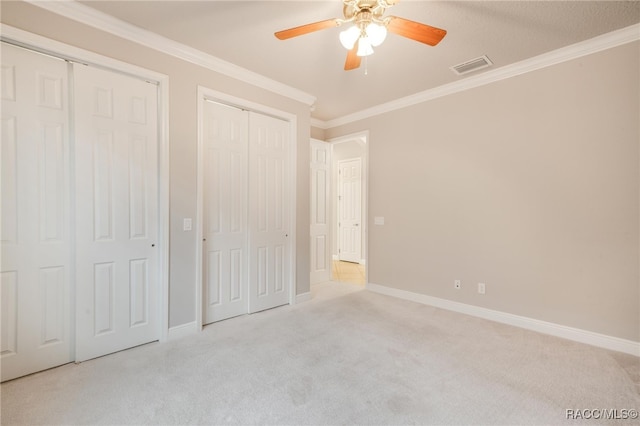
1 281 638 425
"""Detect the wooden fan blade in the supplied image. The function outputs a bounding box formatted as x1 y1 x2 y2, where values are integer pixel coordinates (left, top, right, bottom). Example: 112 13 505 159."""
275 19 340 40
387 16 447 46
344 41 361 70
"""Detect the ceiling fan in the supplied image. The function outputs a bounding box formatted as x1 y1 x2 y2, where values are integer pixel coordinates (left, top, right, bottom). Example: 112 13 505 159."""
274 0 447 71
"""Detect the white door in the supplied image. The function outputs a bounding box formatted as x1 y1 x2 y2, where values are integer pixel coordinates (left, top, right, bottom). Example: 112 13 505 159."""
1 43 72 382
338 158 362 263
202 101 249 324
310 139 331 284
248 112 291 313
73 64 159 362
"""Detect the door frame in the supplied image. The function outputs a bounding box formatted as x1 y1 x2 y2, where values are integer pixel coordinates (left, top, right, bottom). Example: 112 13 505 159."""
328 131 369 278
1 25 171 343
195 86 298 331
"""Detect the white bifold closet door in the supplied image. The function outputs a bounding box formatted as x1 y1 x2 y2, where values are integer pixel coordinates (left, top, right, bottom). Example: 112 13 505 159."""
203 101 249 323
247 112 291 313
1 43 72 382
202 100 290 324
73 64 159 362
1 44 160 381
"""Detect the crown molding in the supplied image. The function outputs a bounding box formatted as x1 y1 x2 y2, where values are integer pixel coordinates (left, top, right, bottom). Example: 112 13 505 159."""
310 117 327 129
315 23 640 130
25 0 316 107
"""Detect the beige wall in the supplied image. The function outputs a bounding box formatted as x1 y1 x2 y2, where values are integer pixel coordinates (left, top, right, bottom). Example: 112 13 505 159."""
326 42 640 342
311 126 325 141
1 1 311 328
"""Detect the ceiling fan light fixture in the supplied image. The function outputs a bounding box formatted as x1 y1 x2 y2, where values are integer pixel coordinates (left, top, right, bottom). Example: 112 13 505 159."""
339 25 360 49
356 37 374 56
275 0 448 71
366 22 387 47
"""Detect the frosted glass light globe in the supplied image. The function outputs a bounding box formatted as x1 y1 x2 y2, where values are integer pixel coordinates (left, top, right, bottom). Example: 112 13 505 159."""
366 23 387 47
339 26 360 50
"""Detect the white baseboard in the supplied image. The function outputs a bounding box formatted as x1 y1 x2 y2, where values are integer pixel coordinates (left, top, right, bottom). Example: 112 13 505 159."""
295 292 312 304
166 321 198 341
332 254 339 261
366 282 640 357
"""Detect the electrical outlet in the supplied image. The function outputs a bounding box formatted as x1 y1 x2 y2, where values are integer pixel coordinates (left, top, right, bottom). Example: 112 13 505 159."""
478 282 486 294
454 280 461 289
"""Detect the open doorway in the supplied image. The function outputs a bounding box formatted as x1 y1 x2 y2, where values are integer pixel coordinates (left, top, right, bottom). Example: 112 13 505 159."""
330 133 368 286
309 131 368 287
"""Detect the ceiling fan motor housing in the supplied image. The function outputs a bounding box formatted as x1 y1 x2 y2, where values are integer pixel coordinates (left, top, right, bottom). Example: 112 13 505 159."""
344 0 389 22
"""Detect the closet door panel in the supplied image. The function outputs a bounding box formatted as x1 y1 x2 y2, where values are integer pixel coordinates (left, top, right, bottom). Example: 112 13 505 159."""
248 112 291 313
74 64 159 362
203 101 249 324
1 43 71 382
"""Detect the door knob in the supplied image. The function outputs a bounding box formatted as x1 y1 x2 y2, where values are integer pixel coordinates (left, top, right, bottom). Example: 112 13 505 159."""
354 223 359 227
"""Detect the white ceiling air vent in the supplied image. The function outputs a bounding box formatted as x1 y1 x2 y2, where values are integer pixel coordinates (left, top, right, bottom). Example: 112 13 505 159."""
451 55 493 75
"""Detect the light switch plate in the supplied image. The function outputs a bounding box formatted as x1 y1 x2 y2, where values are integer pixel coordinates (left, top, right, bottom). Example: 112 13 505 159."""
183 218 192 231
374 216 385 225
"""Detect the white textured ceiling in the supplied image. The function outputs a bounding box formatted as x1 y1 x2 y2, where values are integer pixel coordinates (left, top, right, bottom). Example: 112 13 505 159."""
78 1 640 122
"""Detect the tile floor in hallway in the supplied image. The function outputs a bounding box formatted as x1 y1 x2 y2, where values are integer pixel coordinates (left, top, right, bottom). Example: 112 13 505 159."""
331 260 365 286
